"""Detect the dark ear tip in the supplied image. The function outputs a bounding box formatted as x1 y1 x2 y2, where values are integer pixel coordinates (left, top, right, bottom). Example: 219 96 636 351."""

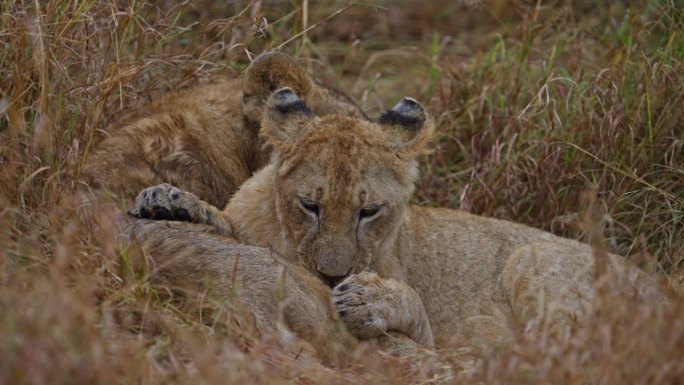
400 97 420 107
394 97 425 116
378 97 427 131
269 87 313 116
273 86 296 98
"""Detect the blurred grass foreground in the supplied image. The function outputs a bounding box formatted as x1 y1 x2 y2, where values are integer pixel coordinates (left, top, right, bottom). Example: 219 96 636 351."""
1 1 683 384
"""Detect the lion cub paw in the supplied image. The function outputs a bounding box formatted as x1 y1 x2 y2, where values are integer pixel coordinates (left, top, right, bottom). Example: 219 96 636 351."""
130 183 201 222
332 271 399 340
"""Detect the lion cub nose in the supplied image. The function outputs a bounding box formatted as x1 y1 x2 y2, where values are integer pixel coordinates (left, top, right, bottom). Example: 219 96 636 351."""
318 272 348 289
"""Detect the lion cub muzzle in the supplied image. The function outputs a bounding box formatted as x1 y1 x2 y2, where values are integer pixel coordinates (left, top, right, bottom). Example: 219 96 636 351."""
312 233 357 288
315 256 355 286
315 251 353 288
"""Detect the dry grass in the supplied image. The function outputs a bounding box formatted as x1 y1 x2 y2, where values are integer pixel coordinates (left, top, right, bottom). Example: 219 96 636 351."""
1 0 683 384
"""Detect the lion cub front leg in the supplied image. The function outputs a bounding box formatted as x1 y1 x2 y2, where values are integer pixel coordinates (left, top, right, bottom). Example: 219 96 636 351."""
332 271 434 348
129 183 232 234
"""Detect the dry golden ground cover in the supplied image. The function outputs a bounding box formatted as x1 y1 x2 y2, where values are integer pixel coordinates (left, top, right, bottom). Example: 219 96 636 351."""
1 0 683 384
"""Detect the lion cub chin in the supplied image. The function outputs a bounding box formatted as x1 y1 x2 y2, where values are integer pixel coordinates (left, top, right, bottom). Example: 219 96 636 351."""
131 87 667 354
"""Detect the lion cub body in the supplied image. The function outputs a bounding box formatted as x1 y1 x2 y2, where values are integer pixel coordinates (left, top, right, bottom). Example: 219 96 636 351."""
131 88 666 353
84 53 364 208
84 79 255 208
227 163 663 346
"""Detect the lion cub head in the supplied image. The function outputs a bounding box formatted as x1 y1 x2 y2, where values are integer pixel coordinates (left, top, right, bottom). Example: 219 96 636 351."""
260 88 434 287
241 52 314 124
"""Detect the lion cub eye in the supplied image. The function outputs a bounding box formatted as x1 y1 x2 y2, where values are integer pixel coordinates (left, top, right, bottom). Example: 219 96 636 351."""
359 204 380 219
298 197 320 216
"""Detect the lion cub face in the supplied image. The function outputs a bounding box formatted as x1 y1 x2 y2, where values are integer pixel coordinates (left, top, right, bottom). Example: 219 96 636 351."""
261 88 434 287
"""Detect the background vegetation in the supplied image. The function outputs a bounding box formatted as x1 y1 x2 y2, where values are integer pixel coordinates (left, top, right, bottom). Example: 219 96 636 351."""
1 0 682 383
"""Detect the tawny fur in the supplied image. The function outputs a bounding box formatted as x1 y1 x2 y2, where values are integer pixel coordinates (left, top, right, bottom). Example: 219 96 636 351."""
126 218 358 366
83 52 365 209
126 217 419 365
131 88 667 353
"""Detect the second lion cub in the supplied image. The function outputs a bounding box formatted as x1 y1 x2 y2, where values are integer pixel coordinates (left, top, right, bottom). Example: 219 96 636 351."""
83 52 364 209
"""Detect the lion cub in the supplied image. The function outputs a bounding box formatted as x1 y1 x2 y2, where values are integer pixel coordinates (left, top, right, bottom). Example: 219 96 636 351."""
131 88 666 349
83 52 364 209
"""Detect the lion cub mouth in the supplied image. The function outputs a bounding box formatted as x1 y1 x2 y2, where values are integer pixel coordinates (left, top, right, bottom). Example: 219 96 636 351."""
319 273 347 289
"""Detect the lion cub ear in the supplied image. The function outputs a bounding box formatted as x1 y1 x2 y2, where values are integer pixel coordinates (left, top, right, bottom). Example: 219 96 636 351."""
378 97 434 159
260 87 316 154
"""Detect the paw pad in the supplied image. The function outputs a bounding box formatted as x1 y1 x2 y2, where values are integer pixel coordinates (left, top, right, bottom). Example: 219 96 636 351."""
130 184 198 223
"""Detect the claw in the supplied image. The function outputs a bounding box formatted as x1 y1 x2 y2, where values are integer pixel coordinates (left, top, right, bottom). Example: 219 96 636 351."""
151 206 173 220
173 208 191 221
139 207 152 219
335 284 350 293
